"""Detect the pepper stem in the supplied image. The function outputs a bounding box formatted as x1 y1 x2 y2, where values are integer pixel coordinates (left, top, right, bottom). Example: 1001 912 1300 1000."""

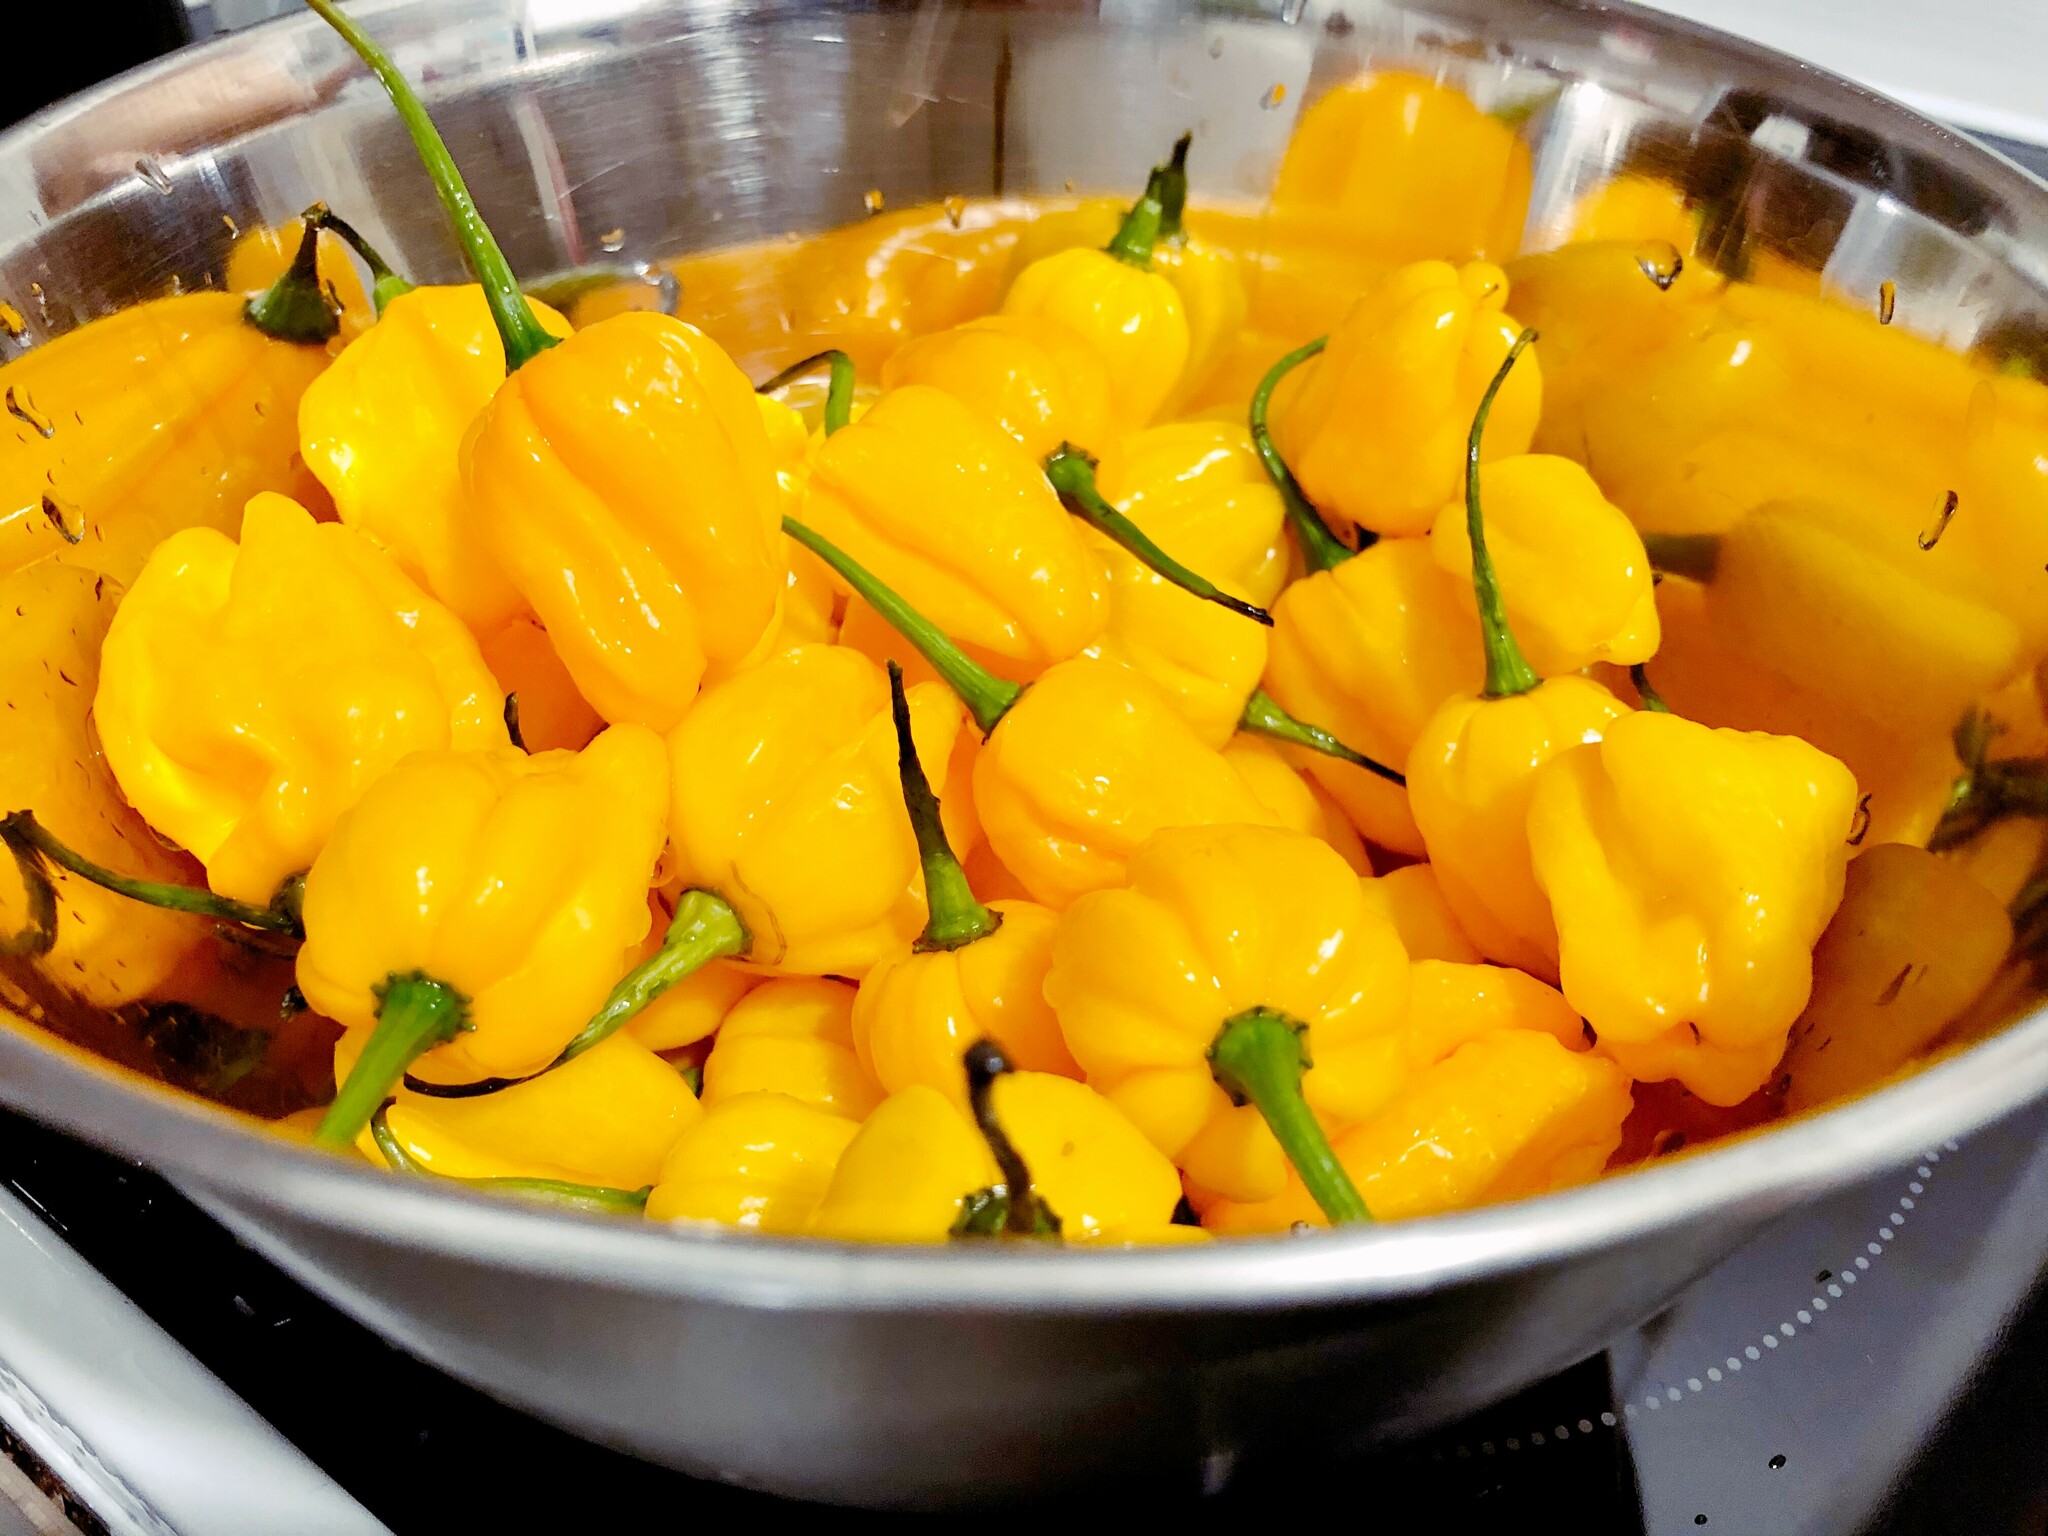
0 817 55 959
241 216 340 344
1238 689 1405 786
1044 444 1272 625
755 350 856 436
1629 664 1672 714
955 1039 1060 1238
316 973 470 1148
1156 132 1193 244
1208 1007 1372 1226
1640 532 1721 583
1249 337 1358 573
0 811 303 937
888 663 1001 953
782 516 1023 735
1468 329 1542 700
305 0 559 372
1104 162 1171 269
369 1102 651 1215
302 203 414 314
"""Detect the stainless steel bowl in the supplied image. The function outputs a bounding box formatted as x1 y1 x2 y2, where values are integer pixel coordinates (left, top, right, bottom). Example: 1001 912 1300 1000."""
3 0 2047 1507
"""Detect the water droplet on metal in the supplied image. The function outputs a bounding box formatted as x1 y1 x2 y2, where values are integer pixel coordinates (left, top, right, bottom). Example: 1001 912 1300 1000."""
0 302 24 340
7 386 54 439
943 196 966 229
863 188 887 215
1279 0 1307 23
1261 82 1288 110
133 156 173 195
221 213 239 239
1063 178 1076 194
599 228 625 253
1208 34 1225 57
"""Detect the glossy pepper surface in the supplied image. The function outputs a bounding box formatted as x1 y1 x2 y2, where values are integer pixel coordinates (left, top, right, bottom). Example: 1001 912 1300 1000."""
298 282 573 634
663 643 969 977
700 977 884 1120
1044 822 1409 1211
0 230 336 586
0 564 202 1005
298 723 668 1106
1527 708 1859 1105
94 493 506 907
646 1091 860 1230
804 385 1107 679
879 315 1112 461
1269 260 1540 541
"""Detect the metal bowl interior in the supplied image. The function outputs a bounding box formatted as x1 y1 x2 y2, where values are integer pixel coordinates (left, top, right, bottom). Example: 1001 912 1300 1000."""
1 0 2047 1479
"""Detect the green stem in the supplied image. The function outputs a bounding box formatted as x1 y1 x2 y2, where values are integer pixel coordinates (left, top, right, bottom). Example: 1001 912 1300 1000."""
888 663 1001 952
1640 532 1721 583
302 202 414 314
305 0 559 372
1208 1007 1371 1225
1044 444 1272 626
755 350 855 435
1238 689 1404 786
241 216 340 344
1628 664 1672 714
956 1039 1060 1238
1156 132 1192 244
1249 338 1358 574
502 692 526 751
0 811 303 936
1104 162 1170 269
0 816 55 959
316 973 470 1147
369 1102 650 1215
405 888 749 1098
781 515 1023 735
1468 328 1542 700
1928 759 2048 852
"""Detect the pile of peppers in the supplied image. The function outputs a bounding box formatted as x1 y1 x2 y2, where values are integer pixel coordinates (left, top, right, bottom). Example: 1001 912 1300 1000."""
0 0 2044 1244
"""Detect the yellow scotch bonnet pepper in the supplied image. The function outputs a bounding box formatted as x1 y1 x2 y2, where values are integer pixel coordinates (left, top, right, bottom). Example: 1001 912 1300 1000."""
0 216 338 586
1045 822 1411 1222
700 977 884 1121
1527 682 1859 1105
647 1092 860 1231
298 722 671 1144
94 492 506 907
879 314 1112 461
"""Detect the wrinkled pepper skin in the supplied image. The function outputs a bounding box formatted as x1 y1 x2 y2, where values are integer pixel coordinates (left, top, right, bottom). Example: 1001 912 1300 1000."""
0 563 202 1005
0 293 332 585
297 724 669 1085
803 386 1107 679
664 645 969 976
1359 865 1483 965
700 977 884 1120
646 1091 860 1230
1092 422 1290 607
346 1030 697 1189
806 1075 1185 1244
1044 824 1410 1202
1001 247 1190 434
1273 72 1533 266
1220 738 1372 875
879 316 1112 461
1270 260 1541 540
852 899 1078 1109
299 284 574 634
1406 674 1629 981
95 493 507 906
972 657 1284 910
1265 538 1484 856
462 312 788 732
1779 844 2011 1114
623 953 759 1053
1527 709 1859 1105
1430 456 1658 676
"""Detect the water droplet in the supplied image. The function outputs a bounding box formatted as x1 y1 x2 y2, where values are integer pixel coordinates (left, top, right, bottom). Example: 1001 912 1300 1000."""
0 302 24 340
133 156 173 195
1208 34 1225 57
863 188 887 215
1261 82 1289 110
1063 178 1076 194
7 386 54 439
1280 0 1307 23
221 213 240 239
27 282 47 323
599 227 625 253
943 195 966 229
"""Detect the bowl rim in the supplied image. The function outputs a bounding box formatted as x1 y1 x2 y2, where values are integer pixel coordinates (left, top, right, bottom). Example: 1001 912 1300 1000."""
2 0 2046 1314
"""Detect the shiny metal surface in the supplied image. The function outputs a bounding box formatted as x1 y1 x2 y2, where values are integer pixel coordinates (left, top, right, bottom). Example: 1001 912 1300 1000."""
0 0 2046 1507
